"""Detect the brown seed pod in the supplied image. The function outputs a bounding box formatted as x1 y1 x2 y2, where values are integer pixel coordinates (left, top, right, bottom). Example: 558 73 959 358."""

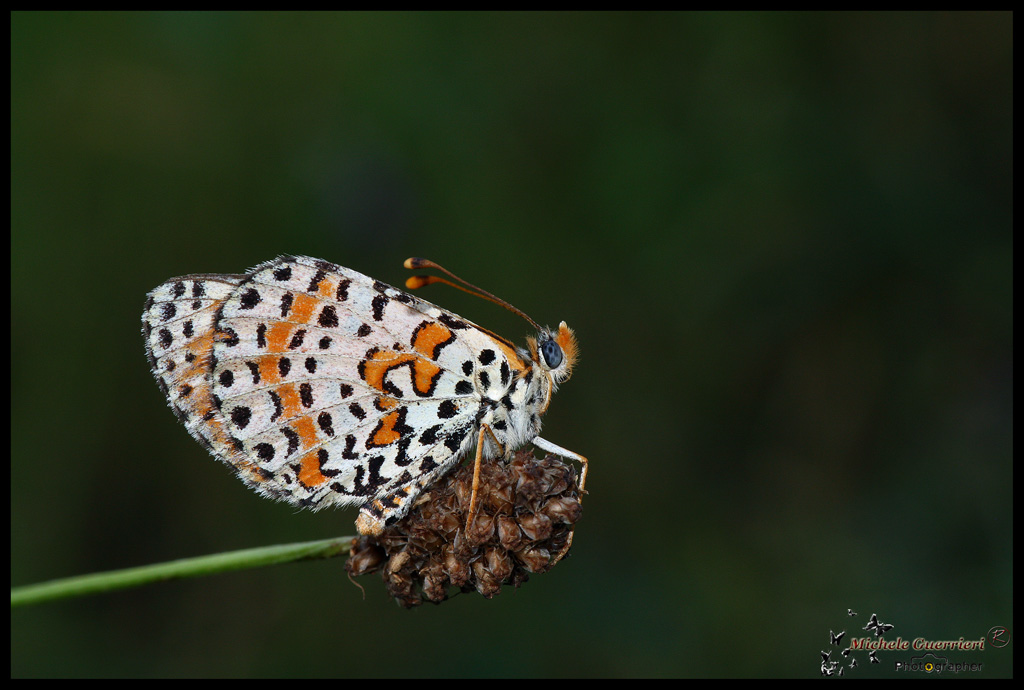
345 450 583 608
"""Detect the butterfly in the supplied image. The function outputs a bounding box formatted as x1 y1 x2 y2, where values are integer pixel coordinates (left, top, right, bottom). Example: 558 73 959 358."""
863 613 894 638
142 255 587 551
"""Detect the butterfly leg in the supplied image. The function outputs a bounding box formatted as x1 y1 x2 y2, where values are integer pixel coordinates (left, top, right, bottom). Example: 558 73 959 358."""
532 436 588 564
467 423 503 529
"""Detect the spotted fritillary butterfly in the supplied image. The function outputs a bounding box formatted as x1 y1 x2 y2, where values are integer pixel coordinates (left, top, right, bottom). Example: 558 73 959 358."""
142 256 587 538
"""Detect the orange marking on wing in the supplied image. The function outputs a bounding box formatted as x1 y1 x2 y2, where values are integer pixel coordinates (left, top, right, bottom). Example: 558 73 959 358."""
362 350 441 396
298 452 328 487
412 357 442 393
289 293 318 323
208 421 232 448
182 332 217 369
316 276 336 298
495 339 530 375
292 415 319 450
275 383 302 419
412 322 453 360
193 399 229 440
361 350 412 391
266 321 293 353
258 356 282 385
375 396 399 411
175 356 210 386
371 410 404 446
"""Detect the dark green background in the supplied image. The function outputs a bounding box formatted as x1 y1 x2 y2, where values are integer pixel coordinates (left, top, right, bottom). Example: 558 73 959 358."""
11 12 1012 678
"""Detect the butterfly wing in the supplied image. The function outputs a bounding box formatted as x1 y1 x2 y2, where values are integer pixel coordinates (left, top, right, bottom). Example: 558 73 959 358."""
147 255 532 533
143 271 251 473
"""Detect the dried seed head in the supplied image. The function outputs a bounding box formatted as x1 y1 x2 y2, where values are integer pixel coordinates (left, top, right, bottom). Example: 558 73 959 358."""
345 449 583 608
345 539 387 577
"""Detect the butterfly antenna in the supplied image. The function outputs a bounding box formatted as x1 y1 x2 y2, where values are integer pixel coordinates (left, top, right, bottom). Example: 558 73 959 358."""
404 257 540 331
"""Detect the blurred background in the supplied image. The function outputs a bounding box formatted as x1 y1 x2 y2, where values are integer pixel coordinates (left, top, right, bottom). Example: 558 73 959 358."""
11 12 1011 677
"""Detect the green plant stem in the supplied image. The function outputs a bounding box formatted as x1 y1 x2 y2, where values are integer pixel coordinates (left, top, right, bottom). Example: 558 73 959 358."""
11 536 353 608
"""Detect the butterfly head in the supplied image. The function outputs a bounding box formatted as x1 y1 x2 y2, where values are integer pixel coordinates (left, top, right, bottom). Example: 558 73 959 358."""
530 322 578 385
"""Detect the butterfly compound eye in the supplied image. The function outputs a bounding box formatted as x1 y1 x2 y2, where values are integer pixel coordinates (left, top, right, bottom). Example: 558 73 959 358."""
541 339 563 369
